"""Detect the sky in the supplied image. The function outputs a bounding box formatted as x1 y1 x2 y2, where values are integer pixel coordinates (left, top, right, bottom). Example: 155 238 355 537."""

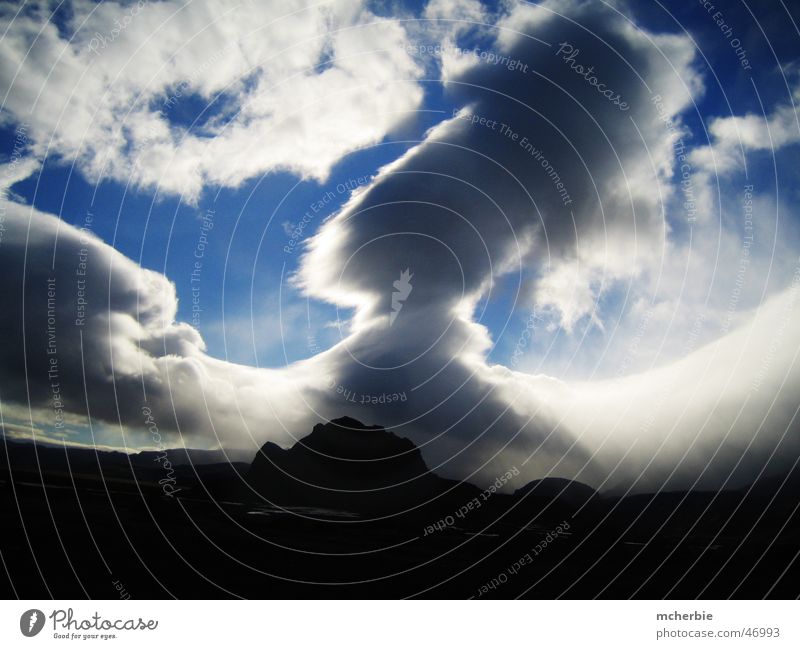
1 0 799 492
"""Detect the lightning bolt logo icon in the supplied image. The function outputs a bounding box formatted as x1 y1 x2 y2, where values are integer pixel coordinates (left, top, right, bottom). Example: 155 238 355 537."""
20 609 45 637
390 268 413 326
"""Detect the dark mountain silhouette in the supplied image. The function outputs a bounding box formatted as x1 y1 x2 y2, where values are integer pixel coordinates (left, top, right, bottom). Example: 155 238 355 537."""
515 477 597 511
1 419 798 598
247 416 481 515
496 477 599 529
0 438 237 470
245 417 601 525
0 438 250 499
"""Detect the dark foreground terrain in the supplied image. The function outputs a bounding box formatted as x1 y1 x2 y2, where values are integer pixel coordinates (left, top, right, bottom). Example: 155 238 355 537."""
1 417 798 599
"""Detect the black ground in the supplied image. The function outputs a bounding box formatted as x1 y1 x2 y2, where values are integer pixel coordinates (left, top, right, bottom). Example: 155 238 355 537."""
1 418 798 599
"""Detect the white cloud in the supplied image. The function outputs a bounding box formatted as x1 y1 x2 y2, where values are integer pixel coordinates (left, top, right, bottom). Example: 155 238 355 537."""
285 0 800 488
534 283 800 491
690 85 800 174
1 0 799 494
0 0 423 200
0 198 333 453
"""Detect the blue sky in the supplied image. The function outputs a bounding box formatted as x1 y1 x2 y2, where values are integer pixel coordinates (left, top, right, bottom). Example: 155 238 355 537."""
4 18 797 373
1 0 799 489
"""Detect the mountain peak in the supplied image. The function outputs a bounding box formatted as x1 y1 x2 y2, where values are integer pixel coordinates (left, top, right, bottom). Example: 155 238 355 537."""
248 417 441 513
327 416 381 430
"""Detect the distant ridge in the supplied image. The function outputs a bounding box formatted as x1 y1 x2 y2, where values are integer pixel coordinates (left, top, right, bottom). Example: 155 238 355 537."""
246 417 602 523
